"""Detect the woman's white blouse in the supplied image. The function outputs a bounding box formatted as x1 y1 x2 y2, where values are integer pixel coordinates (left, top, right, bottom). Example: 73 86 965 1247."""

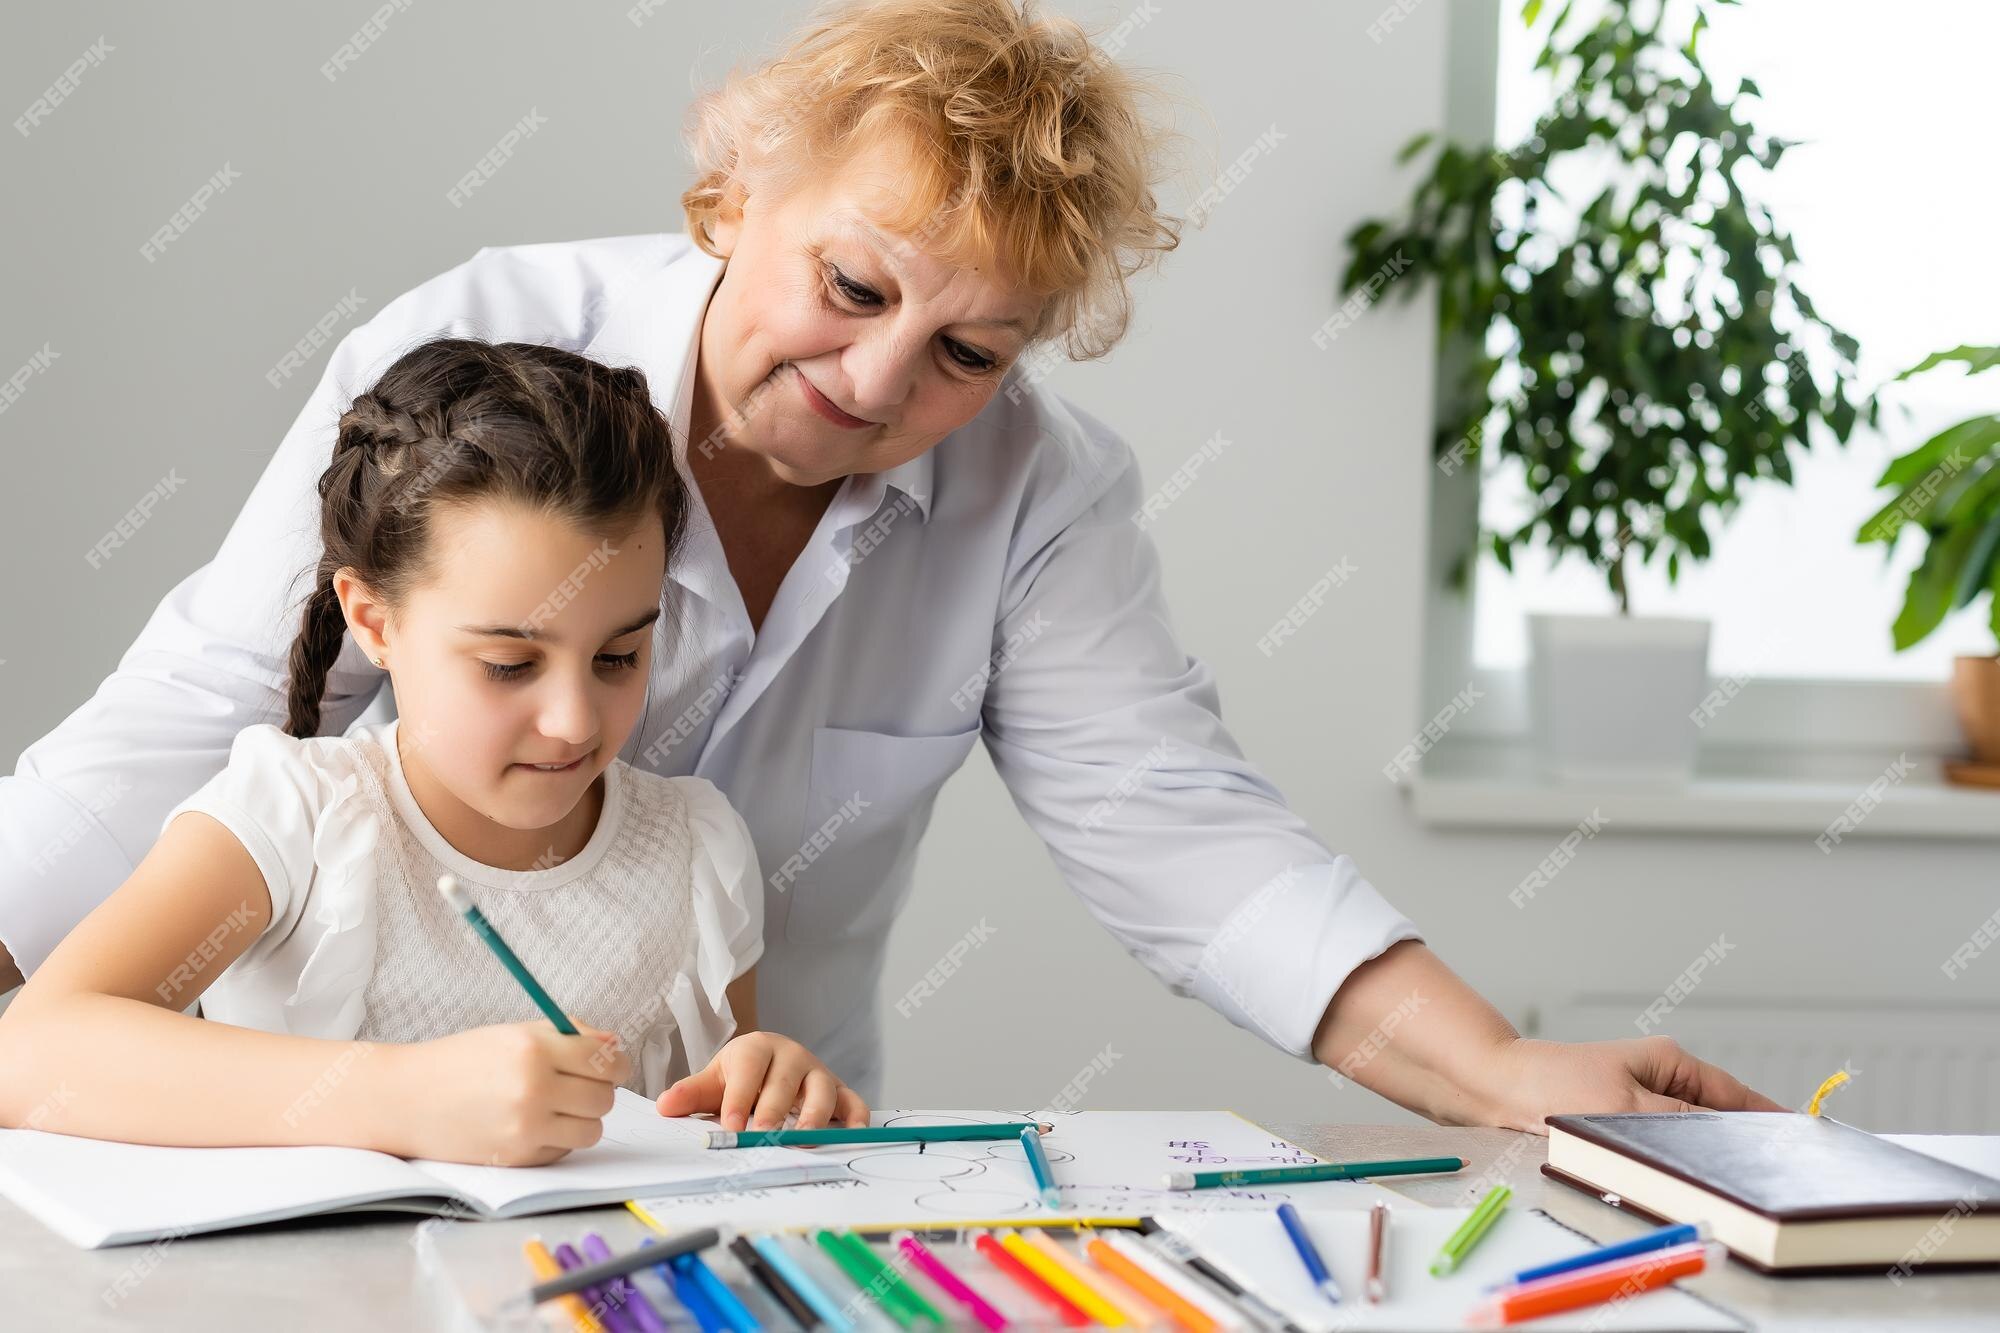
164 719 762 1098
0 232 1420 1101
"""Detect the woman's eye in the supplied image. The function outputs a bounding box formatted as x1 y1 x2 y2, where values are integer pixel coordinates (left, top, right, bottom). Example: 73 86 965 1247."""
830 269 883 307
945 339 996 372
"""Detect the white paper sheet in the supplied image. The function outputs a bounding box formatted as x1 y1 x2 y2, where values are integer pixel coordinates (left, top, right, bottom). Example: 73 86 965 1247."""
1156 1207 1744 1332
1883 1134 2000 1185
635 1108 1414 1231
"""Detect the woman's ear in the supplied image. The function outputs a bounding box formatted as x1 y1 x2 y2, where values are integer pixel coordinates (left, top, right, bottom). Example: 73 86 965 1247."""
332 567 392 668
705 181 749 258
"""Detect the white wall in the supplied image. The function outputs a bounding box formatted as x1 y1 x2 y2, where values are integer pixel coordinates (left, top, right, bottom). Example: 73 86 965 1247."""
5 2 1993 1128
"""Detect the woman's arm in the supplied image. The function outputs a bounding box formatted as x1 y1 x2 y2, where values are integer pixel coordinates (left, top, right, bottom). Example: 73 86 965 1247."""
1311 940 1786 1132
0 811 407 1150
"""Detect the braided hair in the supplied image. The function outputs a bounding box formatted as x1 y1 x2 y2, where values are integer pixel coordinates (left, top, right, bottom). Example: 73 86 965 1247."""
283 338 687 738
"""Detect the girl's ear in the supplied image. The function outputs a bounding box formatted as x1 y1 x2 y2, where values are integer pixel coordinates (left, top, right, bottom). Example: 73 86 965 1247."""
332 567 392 667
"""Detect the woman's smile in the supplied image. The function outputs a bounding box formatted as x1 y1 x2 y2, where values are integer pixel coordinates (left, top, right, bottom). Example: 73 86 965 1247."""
791 363 877 430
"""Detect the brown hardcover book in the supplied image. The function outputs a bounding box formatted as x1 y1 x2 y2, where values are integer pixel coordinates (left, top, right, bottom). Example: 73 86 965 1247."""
1543 1112 2000 1275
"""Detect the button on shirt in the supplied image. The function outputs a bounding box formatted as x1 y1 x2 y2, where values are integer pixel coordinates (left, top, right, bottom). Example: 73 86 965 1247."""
0 233 1420 1101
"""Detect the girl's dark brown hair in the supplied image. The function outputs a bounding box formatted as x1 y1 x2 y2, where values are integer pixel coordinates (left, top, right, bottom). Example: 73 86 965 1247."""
284 337 687 738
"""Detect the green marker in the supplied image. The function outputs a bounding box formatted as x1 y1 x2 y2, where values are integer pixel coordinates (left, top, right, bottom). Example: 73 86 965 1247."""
436 874 578 1034
1163 1156 1466 1190
1430 1185 1511 1276
816 1230 944 1329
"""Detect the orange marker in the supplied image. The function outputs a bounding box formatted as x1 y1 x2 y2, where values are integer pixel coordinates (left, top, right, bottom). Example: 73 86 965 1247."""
1087 1236 1217 1333
522 1238 606 1333
1466 1241 1720 1327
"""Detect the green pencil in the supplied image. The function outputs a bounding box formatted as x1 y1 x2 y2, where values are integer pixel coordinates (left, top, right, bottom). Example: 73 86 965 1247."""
435 874 578 1034
1430 1184 1511 1275
706 1122 1049 1148
1163 1156 1466 1190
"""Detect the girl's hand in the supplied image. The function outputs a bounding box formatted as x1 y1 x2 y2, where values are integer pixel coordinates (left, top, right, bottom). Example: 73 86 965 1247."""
387 1021 631 1165
655 1032 869 1131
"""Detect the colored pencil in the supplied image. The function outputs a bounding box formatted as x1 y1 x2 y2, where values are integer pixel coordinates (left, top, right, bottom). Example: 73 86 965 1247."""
1365 1201 1388 1304
436 874 577 1033
1164 1157 1465 1190
708 1123 1048 1149
1020 1124 1062 1208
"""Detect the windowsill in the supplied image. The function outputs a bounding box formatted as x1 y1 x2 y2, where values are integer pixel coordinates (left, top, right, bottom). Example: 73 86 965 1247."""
1403 737 2000 840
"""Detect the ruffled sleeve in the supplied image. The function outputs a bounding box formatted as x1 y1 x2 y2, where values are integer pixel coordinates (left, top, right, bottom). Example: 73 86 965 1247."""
659 776 765 1076
163 723 383 1039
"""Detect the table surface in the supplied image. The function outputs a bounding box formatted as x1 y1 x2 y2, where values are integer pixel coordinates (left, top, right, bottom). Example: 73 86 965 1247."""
1 1119 1991 1332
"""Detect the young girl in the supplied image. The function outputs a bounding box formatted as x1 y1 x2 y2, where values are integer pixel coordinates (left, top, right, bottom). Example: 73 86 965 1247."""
0 338 865 1166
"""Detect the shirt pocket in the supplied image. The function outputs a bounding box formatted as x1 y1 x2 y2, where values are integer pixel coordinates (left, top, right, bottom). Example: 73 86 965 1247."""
781 723 981 942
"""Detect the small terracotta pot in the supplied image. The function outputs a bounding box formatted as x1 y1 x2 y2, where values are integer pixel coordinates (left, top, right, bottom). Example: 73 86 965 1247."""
1951 655 2000 762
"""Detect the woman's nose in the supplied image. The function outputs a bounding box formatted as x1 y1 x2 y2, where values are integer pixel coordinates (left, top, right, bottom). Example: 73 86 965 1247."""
844 326 919 416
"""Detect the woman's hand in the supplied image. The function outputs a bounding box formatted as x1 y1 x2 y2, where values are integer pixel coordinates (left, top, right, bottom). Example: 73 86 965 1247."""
655 1032 869 1131
1480 1035 1788 1134
385 1021 631 1165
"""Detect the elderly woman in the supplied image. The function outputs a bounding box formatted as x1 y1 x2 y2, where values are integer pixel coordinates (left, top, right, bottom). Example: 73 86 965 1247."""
0 0 1777 1129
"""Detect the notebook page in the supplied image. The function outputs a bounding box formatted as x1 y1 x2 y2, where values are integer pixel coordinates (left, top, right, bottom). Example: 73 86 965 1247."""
410 1088 831 1213
0 1128 438 1249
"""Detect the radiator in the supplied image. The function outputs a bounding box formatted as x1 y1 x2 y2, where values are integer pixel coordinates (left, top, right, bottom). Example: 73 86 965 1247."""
1532 998 2000 1134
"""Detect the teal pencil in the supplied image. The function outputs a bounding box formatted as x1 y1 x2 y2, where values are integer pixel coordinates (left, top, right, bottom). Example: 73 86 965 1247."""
706 1122 1049 1148
1164 1157 1465 1190
435 874 578 1034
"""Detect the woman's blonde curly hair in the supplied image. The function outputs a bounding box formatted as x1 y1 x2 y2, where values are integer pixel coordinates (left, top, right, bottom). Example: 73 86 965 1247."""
681 0 1185 361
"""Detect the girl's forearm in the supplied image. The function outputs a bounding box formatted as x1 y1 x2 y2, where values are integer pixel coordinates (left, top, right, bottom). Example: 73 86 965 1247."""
0 993 409 1153
1310 939 1522 1126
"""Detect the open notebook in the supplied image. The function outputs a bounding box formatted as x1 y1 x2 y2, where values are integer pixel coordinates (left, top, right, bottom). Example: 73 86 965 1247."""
0 1088 842 1248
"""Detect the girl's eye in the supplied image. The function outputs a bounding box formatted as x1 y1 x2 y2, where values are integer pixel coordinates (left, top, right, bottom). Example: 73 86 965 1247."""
481 651 641 682
944 339 997 373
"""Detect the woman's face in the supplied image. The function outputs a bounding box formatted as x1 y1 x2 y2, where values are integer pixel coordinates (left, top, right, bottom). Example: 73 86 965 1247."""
696 136 1046 488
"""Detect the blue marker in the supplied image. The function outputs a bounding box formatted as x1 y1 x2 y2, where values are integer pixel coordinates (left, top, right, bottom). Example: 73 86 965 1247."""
752 1235 857 1333
1491 1222 1705 1290
1020 1125 1061 1208
1277 1202 1342 1304
646 1240 727 1333
686 1251 763 1333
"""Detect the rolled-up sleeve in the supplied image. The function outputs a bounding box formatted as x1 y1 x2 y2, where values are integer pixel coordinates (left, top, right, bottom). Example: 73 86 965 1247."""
0 255 496 979
979 421 1421 1061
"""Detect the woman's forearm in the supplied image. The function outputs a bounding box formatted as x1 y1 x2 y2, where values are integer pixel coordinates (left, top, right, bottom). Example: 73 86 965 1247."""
1310 939 1522 1126
0 993 408 1152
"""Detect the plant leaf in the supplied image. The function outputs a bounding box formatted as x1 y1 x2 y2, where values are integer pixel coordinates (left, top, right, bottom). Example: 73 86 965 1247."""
1896 345 2000 381
1955 508 2000 610
1893 521 1981 650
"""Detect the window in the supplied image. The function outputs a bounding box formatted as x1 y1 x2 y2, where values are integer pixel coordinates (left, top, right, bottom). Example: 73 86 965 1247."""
1472 0 2000 684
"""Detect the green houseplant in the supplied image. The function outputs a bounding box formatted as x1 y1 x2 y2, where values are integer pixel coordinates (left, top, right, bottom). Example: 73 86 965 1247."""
1344 0 1874 780
1858 344 2000 771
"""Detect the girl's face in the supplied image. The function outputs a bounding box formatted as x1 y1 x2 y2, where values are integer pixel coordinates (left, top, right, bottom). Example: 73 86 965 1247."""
342 500 666 843
695 134 1047 488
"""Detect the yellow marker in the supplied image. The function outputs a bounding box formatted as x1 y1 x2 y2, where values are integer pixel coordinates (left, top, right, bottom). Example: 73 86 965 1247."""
625 1199 669 1232
999 1230 1128 1326
523 1237 607 1333
1805 1068 1851 1117
1025 1229 1166 1328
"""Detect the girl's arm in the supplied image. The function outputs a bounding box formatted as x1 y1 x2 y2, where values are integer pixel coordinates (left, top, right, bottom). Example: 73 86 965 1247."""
0 810 409 1150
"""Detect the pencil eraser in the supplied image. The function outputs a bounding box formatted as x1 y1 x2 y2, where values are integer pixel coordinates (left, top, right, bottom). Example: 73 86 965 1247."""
1163 1171 1195 1190
436 873 471 912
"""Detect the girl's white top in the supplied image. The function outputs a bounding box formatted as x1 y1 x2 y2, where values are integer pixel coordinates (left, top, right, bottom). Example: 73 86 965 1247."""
161 718 763 1098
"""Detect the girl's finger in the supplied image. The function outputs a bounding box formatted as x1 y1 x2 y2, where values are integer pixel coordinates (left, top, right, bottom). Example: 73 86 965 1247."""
749 1056 808 1130
719 1041 775 1132
543 1110 609 1152
793 1069 841 1129
834 1086 871 1128
550 1071 620 1120
657 1060 726 1118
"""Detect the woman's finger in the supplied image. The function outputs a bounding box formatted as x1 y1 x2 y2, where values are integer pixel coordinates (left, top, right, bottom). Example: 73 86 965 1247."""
833 1086 871 1128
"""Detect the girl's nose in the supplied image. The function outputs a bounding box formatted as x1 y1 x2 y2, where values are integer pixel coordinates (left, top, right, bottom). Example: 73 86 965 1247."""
535 677 597 746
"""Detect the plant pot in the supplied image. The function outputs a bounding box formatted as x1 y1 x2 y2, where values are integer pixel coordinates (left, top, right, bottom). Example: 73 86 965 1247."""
1527 613 1712 785
1950 655 2000 763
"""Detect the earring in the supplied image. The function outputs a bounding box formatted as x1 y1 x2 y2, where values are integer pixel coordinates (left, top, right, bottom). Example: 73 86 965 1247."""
372 657 384 668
